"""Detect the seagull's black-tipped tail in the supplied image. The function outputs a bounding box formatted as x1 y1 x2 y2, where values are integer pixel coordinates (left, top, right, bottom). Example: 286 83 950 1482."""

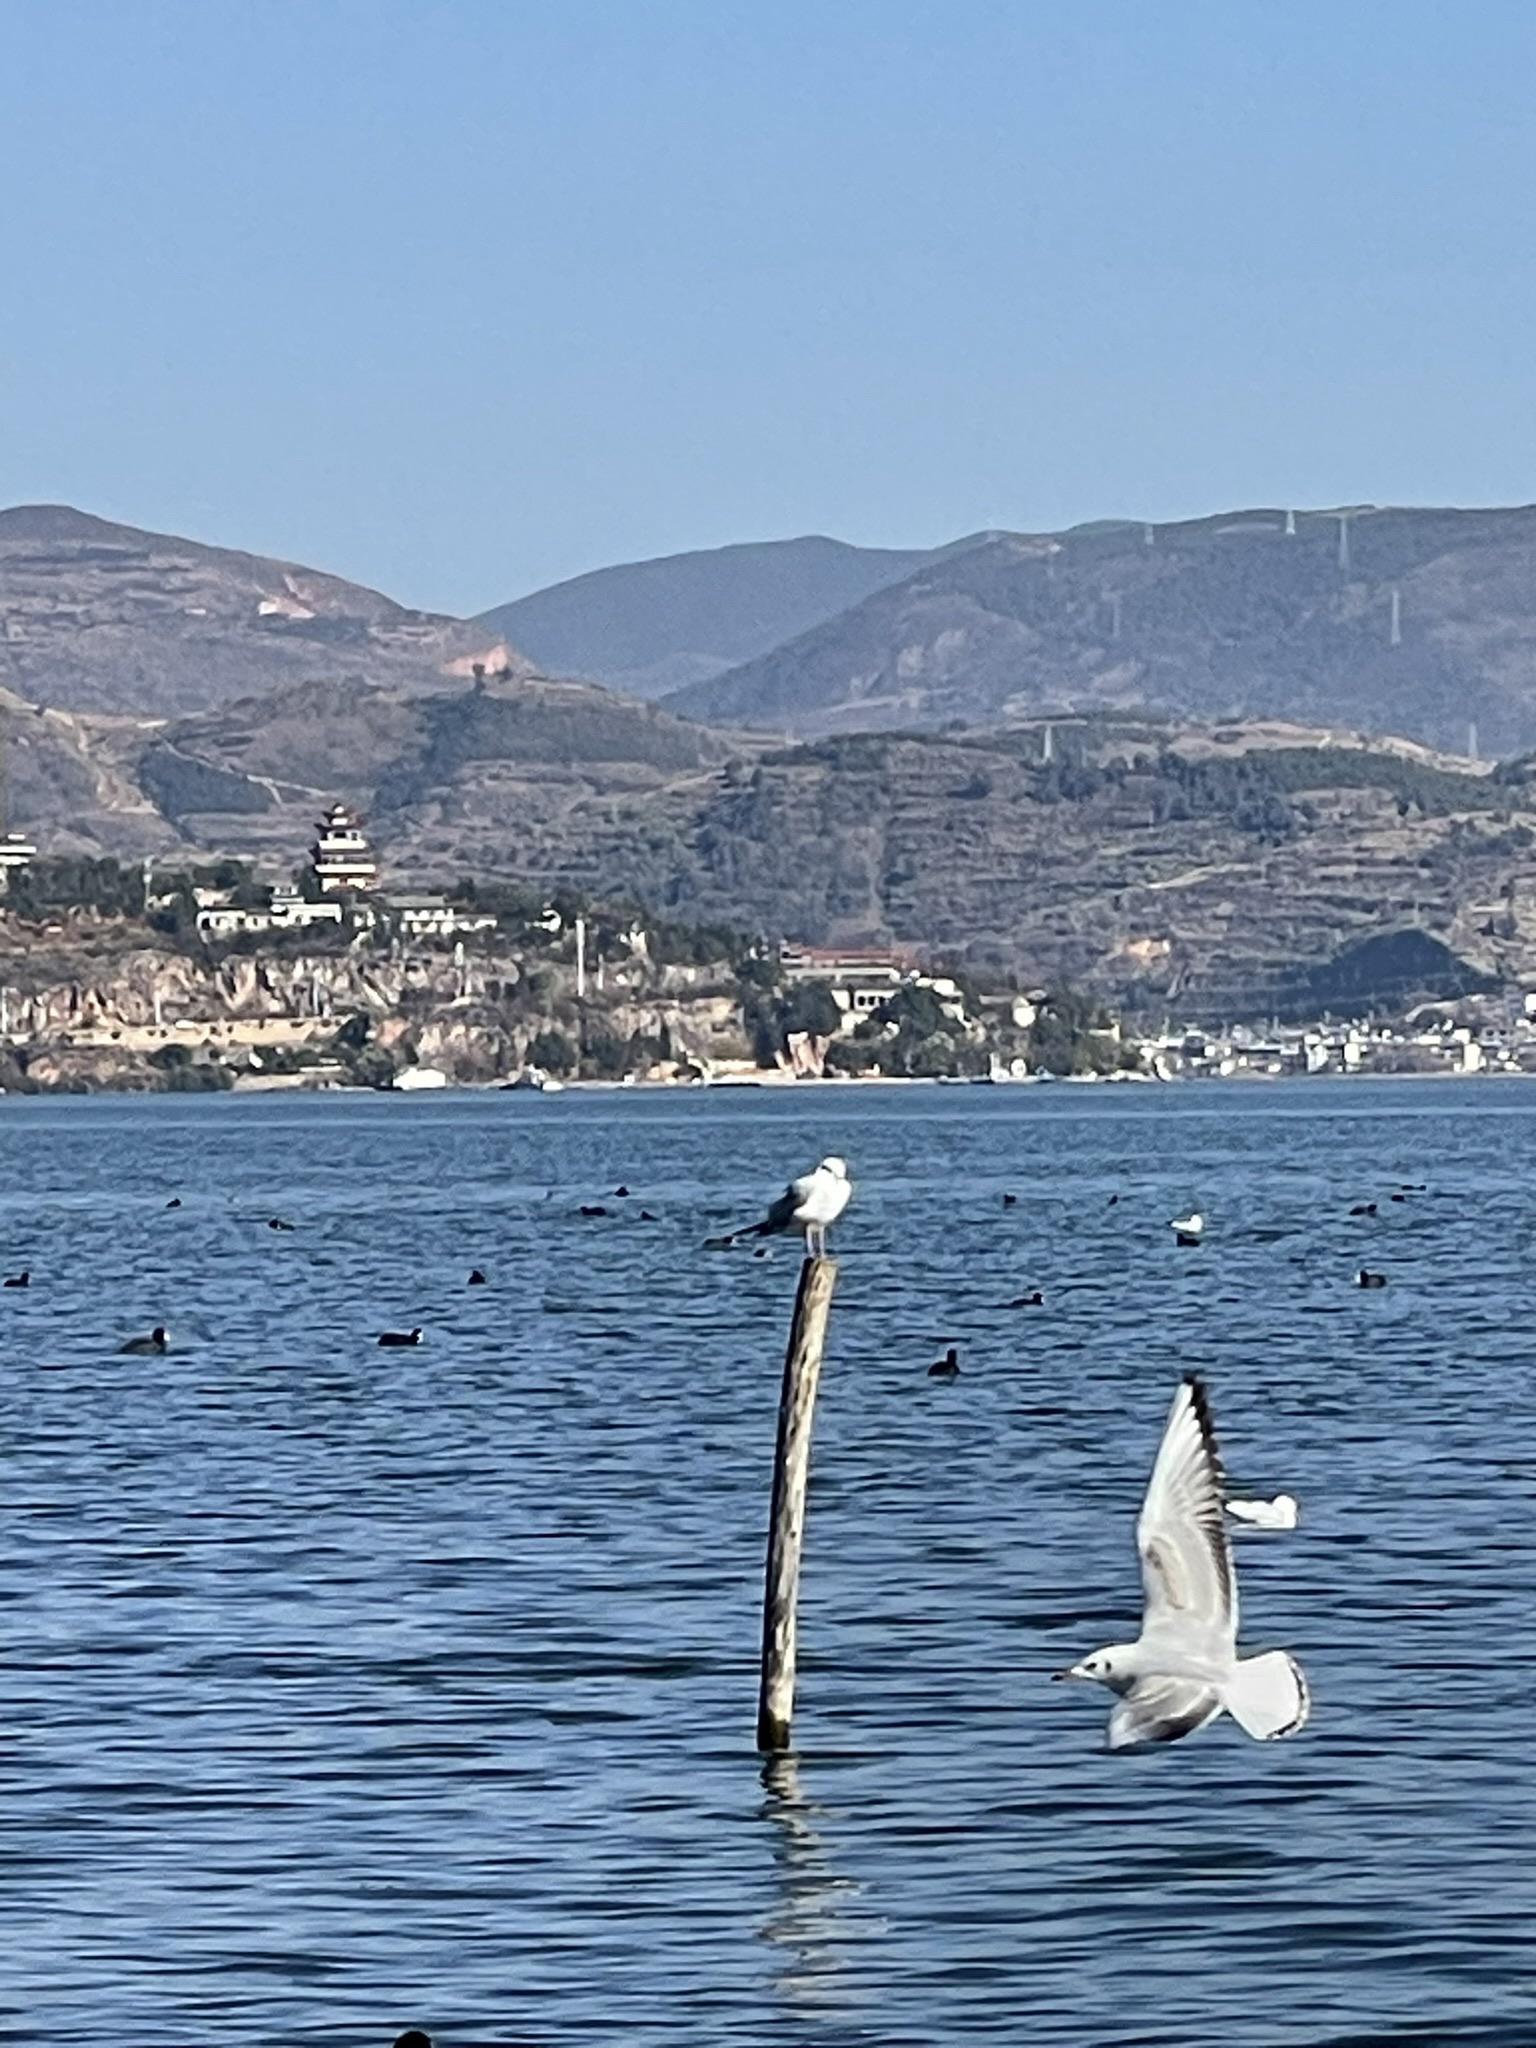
1224 1650 1310 1740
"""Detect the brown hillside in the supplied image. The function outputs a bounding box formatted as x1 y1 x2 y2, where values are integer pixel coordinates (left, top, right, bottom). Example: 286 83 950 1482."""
664 506 1536 758
0 504 523 717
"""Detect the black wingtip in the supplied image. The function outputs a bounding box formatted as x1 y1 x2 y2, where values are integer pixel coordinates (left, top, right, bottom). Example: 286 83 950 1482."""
1181 1372 1227 1488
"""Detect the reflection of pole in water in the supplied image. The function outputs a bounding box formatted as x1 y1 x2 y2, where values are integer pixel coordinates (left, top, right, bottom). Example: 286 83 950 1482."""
757 1754 869 2010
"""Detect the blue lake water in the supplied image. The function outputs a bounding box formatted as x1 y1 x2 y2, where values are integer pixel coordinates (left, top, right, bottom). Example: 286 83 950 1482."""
0 1078 1533 2046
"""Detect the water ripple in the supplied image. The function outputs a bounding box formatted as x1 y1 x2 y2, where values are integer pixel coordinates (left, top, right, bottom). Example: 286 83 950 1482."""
0 1081 1529 2042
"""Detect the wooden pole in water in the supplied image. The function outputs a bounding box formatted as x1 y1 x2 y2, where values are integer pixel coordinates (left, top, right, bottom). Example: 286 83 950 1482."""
757 1253 838 1754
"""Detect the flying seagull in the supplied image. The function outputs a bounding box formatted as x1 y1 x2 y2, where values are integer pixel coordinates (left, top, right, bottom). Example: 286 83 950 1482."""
722 1156 852 1258
1055 1375 1310 1749
1227 1493 1300 1530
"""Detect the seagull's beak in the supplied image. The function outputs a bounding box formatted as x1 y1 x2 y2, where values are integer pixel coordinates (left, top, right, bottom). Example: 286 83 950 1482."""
1052 1664 1088 1682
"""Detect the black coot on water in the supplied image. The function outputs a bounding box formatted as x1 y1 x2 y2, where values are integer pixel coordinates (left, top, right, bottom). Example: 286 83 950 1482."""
120 1326 169 1355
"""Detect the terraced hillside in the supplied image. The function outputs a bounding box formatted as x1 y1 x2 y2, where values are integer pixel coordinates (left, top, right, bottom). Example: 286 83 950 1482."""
8 671 1535 1016
118 693 1536 1015
431 719 1536 1018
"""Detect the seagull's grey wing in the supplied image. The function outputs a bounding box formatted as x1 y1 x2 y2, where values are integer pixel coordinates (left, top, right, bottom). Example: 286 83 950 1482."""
1136 1375 1237 1648
1107 1675 1223 1750
745 1180 805 1238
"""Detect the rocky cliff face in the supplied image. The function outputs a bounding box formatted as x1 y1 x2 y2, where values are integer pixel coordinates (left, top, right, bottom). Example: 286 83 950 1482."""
0 915 753 1088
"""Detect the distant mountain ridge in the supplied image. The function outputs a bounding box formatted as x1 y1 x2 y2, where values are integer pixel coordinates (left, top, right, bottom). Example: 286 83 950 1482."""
660 504 1536 758
476 533 956 699
0 503 522 718
28 497 1536 760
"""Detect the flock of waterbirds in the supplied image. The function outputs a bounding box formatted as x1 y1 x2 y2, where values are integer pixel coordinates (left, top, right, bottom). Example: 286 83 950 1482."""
922 1173 1423 1372
63 1150 1415 1360
10 1147 1407 1750
6 1141 1432 2046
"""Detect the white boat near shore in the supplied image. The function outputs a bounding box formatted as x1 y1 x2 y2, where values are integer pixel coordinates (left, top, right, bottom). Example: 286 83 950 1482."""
393 1065 449 1091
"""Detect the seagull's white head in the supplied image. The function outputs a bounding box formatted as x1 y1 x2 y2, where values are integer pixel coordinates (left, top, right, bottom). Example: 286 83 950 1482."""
1054 1643 1137 1691
819 1156 849 1180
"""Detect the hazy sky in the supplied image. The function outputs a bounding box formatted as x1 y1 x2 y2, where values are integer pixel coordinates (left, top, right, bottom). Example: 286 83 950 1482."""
4 2 1536 614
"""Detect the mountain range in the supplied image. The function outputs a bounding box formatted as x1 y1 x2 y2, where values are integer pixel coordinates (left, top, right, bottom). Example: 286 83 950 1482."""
16 497 1536 756
659 505 1536 757
475 533 952 699
10 497 1536 1012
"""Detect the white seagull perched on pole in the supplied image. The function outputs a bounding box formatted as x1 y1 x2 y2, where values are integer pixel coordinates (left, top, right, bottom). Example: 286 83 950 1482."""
731 1156 852 1258
1055 1374 1310 1750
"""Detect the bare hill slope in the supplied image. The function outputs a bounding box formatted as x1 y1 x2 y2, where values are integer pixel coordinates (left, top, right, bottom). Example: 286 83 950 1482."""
477 533 950 698
0 504 522 717
664 506 1536 757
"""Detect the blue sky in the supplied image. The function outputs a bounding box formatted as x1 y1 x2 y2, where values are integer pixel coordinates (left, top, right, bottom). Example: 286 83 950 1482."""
3 1 1536 613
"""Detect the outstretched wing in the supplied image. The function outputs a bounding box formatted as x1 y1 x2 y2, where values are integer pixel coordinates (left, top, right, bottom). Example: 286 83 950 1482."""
1107 1675 1223 1750
1137 1375 1237 1651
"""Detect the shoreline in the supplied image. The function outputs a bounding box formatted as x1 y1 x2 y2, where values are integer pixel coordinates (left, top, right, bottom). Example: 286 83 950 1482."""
2 1063 1528 1101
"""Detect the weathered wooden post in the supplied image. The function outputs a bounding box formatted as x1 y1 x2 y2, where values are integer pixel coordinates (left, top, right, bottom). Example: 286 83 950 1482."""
757 1253 838 1753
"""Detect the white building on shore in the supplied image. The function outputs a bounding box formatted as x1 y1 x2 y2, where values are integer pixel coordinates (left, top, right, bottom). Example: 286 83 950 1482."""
389 892 499 940
196 883 347 939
